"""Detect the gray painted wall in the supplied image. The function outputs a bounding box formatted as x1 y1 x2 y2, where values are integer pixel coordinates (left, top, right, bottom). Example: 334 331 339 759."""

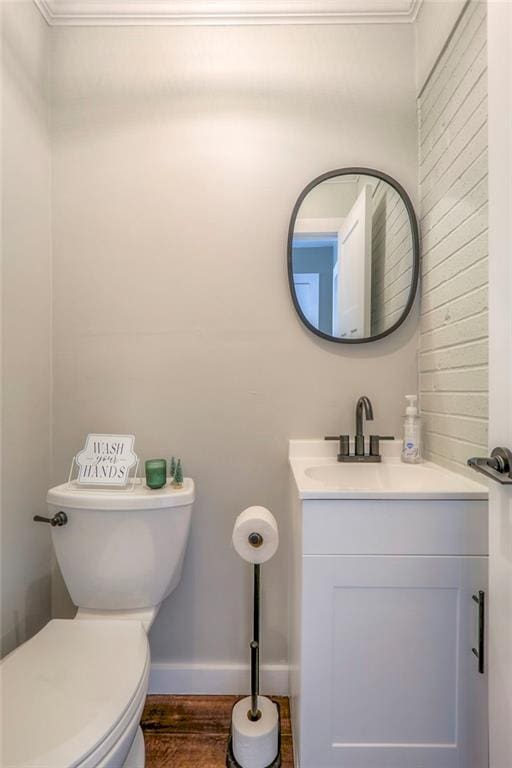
50 22 419 673
1 1 52 656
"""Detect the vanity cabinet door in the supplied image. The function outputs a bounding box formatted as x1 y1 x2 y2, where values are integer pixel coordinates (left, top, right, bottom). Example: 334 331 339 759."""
299 555 488 768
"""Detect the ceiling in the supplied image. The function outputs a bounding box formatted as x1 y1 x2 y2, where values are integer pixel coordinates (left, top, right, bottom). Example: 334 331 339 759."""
34 0 423 26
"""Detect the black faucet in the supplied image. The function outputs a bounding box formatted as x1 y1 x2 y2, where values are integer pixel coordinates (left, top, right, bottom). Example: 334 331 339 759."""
355 396 374 456
325 395 394 462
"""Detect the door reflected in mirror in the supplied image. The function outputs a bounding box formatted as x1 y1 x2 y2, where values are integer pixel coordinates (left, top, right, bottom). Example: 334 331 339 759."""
288 170 419 343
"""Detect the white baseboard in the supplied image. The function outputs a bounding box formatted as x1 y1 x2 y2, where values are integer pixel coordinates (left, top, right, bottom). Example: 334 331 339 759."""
149 662 289 696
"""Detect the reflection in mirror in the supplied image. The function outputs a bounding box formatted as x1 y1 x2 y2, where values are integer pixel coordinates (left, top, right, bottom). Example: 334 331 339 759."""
289 171 418 342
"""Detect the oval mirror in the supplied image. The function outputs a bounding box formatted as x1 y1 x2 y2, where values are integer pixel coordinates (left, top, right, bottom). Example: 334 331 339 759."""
288 168 419 343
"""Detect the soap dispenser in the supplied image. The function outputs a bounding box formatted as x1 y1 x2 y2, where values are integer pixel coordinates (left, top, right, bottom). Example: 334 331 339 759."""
401 395 422 464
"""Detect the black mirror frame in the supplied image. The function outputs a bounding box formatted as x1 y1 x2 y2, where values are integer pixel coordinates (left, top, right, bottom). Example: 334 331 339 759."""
287 167 420 344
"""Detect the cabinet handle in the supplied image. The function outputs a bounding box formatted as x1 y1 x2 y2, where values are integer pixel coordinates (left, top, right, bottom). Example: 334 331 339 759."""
472 590 485 674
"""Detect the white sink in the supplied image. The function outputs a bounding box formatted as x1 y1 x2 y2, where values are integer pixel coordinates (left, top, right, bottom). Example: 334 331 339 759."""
290 440 488 500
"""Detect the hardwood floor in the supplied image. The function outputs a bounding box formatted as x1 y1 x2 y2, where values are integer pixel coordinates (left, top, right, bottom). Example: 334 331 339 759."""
141 695 294 768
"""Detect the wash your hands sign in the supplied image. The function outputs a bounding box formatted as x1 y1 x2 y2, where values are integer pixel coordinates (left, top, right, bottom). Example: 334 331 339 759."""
75 434 138 485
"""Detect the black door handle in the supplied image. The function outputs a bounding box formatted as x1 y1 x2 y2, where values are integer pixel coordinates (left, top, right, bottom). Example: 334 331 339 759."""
467 446 512 484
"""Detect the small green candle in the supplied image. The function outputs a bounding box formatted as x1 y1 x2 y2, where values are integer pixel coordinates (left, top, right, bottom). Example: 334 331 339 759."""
145 459 167 489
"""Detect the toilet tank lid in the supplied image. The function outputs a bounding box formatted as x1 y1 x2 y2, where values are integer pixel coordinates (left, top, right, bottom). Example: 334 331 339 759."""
47 477 195 510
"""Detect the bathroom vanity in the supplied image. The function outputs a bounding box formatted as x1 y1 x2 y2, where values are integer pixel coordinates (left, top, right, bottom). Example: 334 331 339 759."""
288 440 489 768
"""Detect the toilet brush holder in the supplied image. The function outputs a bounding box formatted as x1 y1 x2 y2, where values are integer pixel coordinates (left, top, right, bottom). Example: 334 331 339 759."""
226 563 281 768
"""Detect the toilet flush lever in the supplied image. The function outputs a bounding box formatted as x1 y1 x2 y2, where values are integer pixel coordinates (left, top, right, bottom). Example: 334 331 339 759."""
33 511 68 527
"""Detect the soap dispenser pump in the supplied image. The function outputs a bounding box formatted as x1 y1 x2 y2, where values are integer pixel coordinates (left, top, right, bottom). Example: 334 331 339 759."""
401 395 422 464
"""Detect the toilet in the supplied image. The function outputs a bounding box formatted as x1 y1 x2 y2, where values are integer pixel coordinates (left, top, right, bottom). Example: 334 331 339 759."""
1 477 194 768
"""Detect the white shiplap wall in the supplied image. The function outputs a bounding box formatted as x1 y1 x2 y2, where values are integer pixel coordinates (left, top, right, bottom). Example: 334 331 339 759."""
418 0 488 474
371 181 413 335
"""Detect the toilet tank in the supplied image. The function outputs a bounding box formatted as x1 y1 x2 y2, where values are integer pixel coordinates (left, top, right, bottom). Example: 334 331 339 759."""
46 479 194 610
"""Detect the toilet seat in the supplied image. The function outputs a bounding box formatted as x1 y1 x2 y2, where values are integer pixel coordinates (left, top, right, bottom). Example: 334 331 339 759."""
1 619 150 768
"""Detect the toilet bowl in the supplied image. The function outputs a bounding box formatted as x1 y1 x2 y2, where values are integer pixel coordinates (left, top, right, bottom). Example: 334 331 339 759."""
1 478 194 768
2 620 149 768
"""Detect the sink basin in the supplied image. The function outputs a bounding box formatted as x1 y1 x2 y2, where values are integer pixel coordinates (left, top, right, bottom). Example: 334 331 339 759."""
290 440 488 500
305 461 476 492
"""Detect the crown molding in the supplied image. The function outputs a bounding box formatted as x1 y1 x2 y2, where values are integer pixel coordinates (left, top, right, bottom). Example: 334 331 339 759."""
34 0 423 27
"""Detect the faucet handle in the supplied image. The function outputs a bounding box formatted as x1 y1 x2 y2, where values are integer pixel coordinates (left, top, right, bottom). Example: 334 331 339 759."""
325 435 350 458
369 435 395 457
